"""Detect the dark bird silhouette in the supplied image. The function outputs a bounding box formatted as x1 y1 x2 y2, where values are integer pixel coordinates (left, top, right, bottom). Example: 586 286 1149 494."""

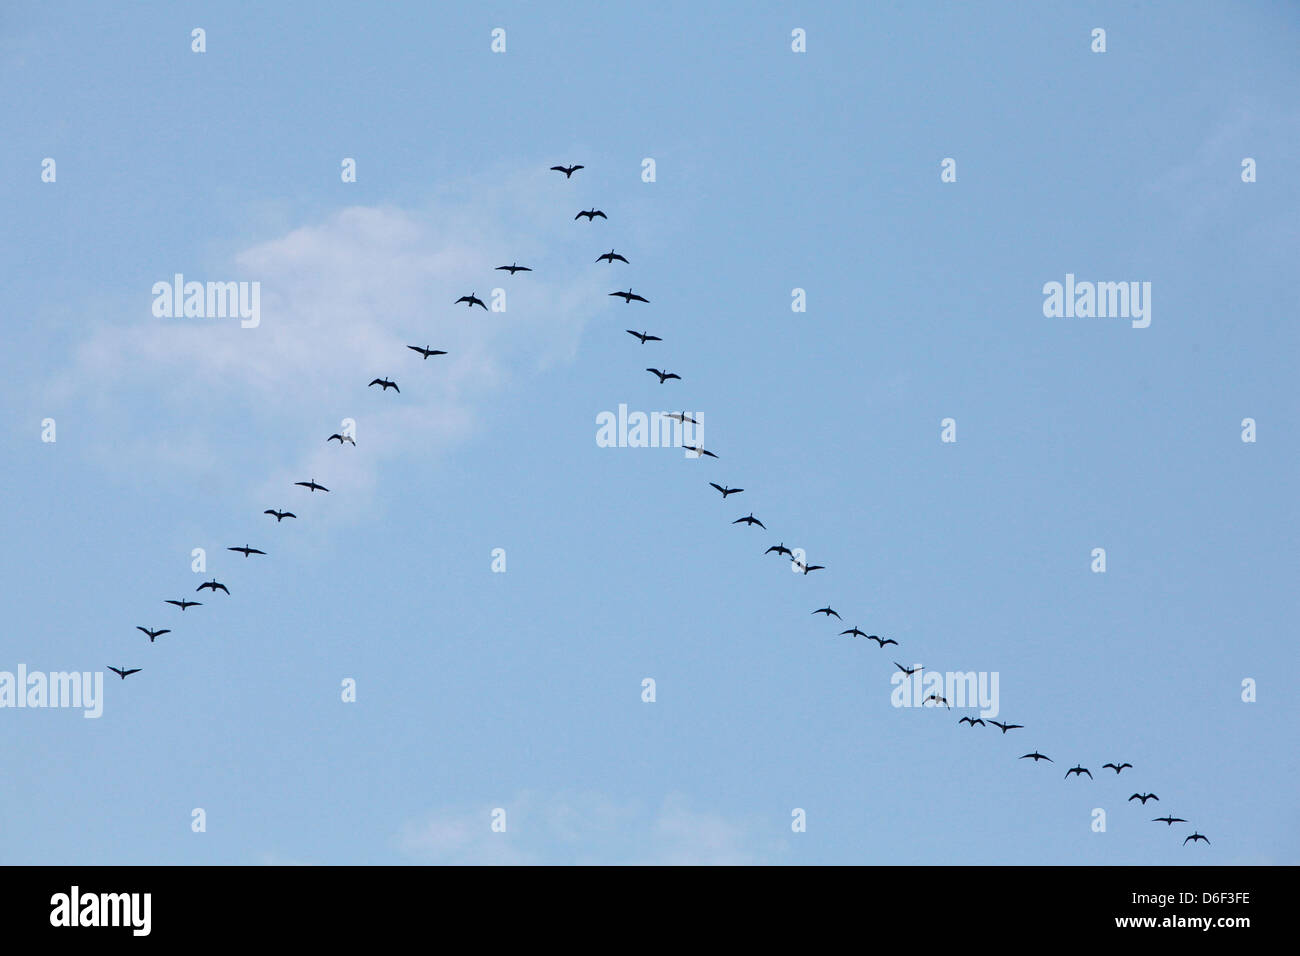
626 330 661 344
1153 816 1187 826
495 262 531 274
711 483 743 498
764 542 792 556
369 378 399 393
1065 765 1093 779
646 368 680 384
1102 762 1133 774
108 666 141 680
1183 832 1210 846
685 444 718 459
408 345 447 359
1020 751 1053 762
228 545 266 558
894 663 922 676
295 480 329 493
791 559 824 574
867 635 898 647
988 721 1024 734
1129 793 1159 804
612 289 649 304
197 579 230 595
812 607 841 620
959 716 986 727
924 694 951 709
327 433 356 445
264 509 296 521
551 164 584 178
136 627 170 643
455 293 488 310
840 627 867 639
165 599 202 611
575 208 607 221
733 513 766 529
666 412 698 425
598 249 629 264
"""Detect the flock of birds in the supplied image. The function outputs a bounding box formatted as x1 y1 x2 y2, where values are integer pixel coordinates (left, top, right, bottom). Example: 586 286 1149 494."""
111 161 1211 852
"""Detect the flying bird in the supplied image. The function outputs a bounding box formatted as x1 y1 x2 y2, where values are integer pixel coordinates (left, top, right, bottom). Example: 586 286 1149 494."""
408 345 447 359
264 509 296 521
575 208 607 221
228 545 266 558
894 663 922 676
136 627 170 643
550 164 584 178
327 433 356 445
165 599 202 611
764 542 792 556
959 716 986 727
646 368 680 384
626 330 661 344
598 249 629 264
1183 832 1210 846
369 378 399 393
666 412 698 425
791 559 824 574
840 627 867 639
867 635 898 647
1065 765 1093 779
1020 751 1053 762
295 480 329 493
924 694 951 709
108 666 141 680
812 607 841 620
1102 762 1133 774
711 483 743 498
1129 793 1159 804
1153 816 1187 826
733 513 766 529
495 263 532 274
455 293 488 310
685 444 718 459
988 721 1023 734
197 579 230 595
612 289 649 304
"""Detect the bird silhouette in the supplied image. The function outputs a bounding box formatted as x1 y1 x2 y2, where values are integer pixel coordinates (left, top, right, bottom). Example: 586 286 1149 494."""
108 666 141 680
327 433 356 445
894 663 922 676
733 513 766 529
368 378 399 393
550 164 584 178
1102 762 1133 774
455 293 488 310
959 716 986 727
1065 765 1093 779
924 694 951 709
791 559 824 574
626 330 661 344
685 444 718 459
598 249 629 264
264 509 297 521
407 345 447 359
575 208 607 221
1183 832 1210 846
165 599 202 611
295 480 329 493
666 412 698 425
812 607 841 619
197 579 230 595
228 545 265 558
136 627 170 643
867 635 898 647
1153 816 1187 826
495 263 531 274
710 483 743 498
1020 751 1053 762
612 289 649 304
988 721 1024 734
764 542 792 556
840 627 867 639
1129 793 1159 804
646 368 680 384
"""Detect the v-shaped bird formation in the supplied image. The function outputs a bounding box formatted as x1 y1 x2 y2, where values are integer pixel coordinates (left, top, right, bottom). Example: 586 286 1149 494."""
110 161 1208 854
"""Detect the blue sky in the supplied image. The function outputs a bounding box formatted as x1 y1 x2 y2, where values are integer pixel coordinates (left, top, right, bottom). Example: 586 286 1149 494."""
1 0 1297 864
